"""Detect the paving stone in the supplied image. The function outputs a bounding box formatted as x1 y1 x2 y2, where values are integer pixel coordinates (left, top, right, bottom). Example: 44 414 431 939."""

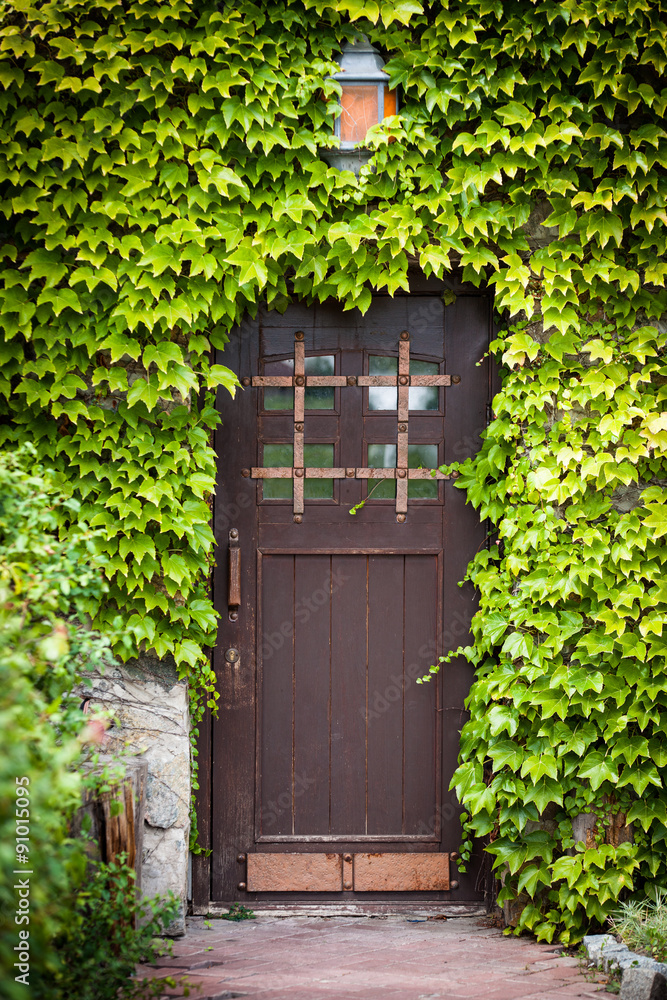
142 916 619 999
621 966 667 1000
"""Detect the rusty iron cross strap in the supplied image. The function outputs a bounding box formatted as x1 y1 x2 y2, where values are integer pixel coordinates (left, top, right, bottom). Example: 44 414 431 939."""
242 331 461 522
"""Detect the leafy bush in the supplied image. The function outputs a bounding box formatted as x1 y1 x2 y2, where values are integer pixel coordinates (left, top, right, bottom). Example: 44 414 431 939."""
0 447 175 997
0 619 85 998
44 857 180 1000
0 446 116 993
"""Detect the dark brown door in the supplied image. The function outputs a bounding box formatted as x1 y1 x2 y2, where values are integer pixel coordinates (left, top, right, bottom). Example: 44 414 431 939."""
200 285 491 906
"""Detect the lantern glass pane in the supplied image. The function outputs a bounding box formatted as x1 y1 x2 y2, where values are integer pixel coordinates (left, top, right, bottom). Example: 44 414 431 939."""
383 86 397 118
340 85 379 143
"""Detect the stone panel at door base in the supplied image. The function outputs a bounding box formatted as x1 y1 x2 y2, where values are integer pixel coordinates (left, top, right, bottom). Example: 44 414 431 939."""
246 852 450 891
354 853 450 891
247 853 343 891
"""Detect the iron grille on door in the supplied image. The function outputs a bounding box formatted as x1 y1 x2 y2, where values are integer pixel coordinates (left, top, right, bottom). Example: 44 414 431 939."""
242 330 460 521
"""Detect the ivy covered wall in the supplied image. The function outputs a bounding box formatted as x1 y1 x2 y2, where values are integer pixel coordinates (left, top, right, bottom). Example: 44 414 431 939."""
1 0 666 938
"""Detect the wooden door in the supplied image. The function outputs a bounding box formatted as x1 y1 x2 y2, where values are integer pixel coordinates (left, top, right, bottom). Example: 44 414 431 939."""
195 284 492 908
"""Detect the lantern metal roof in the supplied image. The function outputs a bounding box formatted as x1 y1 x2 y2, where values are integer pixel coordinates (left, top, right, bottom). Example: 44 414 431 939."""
331 36 390 85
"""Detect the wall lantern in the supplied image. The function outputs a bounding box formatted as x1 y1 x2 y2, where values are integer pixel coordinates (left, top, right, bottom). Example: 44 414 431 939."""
321 36 397 174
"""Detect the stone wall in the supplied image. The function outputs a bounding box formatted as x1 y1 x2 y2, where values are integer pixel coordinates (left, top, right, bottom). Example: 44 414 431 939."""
78 652 191 936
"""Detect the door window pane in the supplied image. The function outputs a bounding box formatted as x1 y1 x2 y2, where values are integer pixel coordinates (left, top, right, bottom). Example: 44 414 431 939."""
368 356 397 411
261 443 335 500
409 360 439 411
408 444 439 498
368 356 441 410
304 444 334 499
263 356 336 410
262 443 293 498
263 359 294 410
305 355 335 409
367 443 396 499
365 443 440 500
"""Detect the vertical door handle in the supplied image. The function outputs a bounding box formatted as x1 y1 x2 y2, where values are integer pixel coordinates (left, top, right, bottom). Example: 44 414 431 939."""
228 528 241 621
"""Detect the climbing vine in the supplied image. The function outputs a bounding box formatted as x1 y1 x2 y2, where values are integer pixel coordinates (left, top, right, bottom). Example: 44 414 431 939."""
428 314 667 942
0 0 665 930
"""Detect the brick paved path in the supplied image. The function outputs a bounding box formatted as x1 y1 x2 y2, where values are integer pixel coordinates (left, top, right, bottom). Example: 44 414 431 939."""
139 915 617 1000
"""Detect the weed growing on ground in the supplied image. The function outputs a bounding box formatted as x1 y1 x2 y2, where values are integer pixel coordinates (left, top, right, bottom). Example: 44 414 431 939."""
610 892 667 963
220 904 256 922
576 946 620 995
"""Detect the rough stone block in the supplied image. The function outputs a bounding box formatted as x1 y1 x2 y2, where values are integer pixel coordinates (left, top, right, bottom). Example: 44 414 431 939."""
621 966 667 1000
75 653 191 935
583 933 617 965
602 944 631 972
619 956 660 973
143 824 188 937
146 773 180 829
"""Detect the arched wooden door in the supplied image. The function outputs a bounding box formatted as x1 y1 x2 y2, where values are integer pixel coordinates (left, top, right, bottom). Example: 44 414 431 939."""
193 281 492 910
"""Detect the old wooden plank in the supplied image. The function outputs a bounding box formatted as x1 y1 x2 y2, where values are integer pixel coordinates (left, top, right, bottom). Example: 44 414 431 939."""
293 555 331 835
259 555 295 837
366 555 404 835
330 555 367 836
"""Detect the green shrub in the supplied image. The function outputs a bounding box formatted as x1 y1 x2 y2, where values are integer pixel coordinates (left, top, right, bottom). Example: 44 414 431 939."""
43 857 180 1000
0 447 174 997
0 629 85 998
0 445 116 993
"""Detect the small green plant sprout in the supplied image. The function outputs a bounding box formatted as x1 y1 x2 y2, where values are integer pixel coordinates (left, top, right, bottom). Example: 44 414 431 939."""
220 903 256 922
417 654 448 685
348 476 388 516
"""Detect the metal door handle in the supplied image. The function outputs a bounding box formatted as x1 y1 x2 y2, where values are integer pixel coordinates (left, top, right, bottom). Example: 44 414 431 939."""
228 528 241 621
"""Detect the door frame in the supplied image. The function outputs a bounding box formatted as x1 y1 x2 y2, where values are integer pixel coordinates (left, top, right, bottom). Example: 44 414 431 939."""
192 277 498 912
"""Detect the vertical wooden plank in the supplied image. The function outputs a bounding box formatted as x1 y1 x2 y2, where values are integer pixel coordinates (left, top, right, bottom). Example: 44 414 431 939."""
259 555 295 837
330 554 367 835
366 555 405 835
293 554 331 834
210 317 258 902
403 554 439 836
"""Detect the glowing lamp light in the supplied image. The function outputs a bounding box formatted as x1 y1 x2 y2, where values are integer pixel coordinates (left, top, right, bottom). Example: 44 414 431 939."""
322 36 397 173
